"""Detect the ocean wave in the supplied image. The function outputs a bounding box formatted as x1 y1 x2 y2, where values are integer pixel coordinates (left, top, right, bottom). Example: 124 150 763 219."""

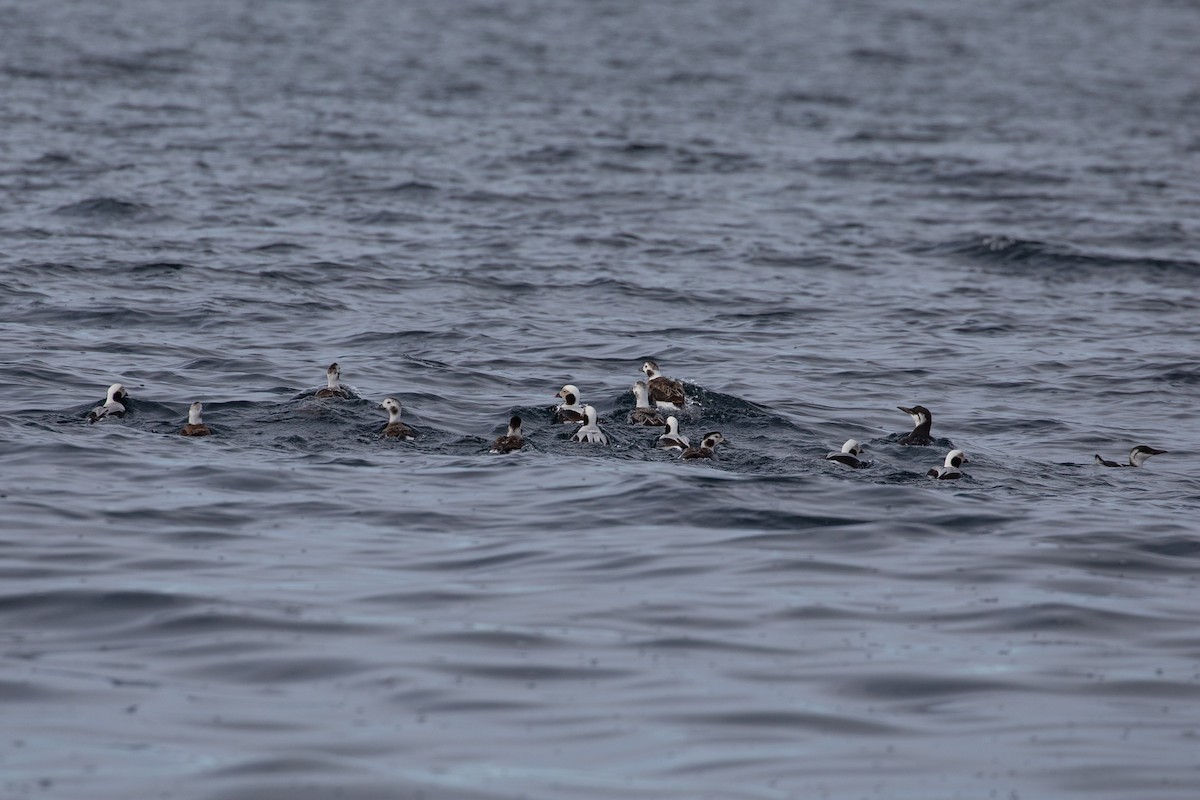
926 235 1200 279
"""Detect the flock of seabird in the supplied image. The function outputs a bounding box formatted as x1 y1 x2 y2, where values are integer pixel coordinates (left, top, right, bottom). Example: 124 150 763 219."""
824 402 1167 479
821 404 969 479
86 359 1166 475
544 361 724 459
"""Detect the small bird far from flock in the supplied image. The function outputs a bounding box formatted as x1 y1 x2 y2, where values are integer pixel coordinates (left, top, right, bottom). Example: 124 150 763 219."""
79 364 1170 474
1095 446 1167 468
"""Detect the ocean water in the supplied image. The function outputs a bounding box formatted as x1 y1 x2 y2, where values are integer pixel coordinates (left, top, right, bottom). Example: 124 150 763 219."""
3 1 1200 798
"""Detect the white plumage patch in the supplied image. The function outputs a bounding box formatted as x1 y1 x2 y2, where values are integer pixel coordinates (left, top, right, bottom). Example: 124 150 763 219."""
572 406 609 445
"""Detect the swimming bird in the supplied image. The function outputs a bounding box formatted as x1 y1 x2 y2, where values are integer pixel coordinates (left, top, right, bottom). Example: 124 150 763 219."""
489 415 524 454
629 381 666 426
179 401 212 436
681 431 726 460
825 439 868 468
641 360 685 409
1095 445 1167 468
927 449 967 480
554 384 587 424
379 397 416 439
315 362 351 399
571 405 608 445
897 405 934 445
657 415 690 451
87 383 128 422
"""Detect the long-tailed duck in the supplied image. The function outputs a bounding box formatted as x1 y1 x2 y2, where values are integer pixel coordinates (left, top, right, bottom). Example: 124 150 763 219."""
825 439 868 468
1095 445 1167 468
554 384 587 424
657 415 690 451
380 397 416 439
87 383 128 422
641 360 685 410
179 401 212 436
927 449 967 480
629 381 666 426
316 362 351 399
571 405 609 445
489 415 524 454
681 431 726 460
897 405 934 445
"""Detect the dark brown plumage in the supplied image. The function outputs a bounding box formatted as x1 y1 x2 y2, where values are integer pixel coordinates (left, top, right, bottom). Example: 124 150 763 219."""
681 432 725 460
489 416 524 454
641 361 685 407
629 408 666 426
382 421 416 439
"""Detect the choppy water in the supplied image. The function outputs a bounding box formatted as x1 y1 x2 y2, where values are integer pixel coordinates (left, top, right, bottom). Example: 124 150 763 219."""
3 1 1200 798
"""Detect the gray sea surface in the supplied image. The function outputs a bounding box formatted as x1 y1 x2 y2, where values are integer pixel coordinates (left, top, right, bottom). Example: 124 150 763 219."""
3 1 1200 798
